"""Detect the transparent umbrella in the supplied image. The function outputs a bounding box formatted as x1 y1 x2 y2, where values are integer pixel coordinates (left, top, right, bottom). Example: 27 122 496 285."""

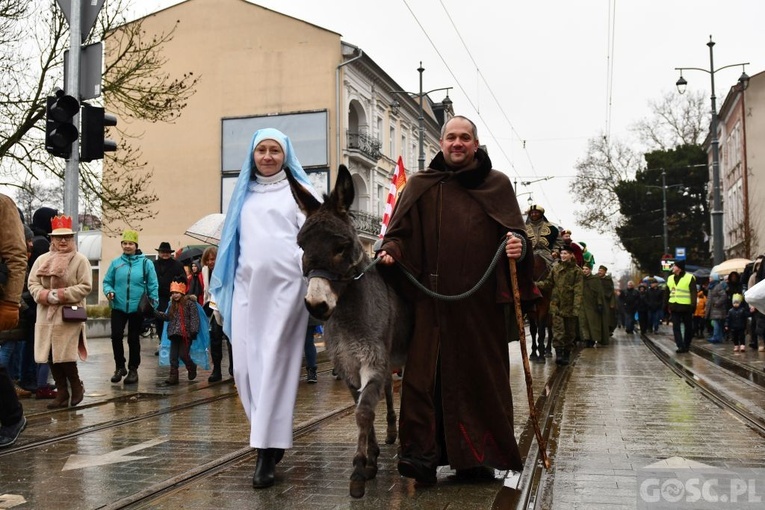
185 213 225 245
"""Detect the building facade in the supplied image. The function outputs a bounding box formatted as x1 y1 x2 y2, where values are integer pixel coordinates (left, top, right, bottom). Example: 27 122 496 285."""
715 70 765 260
99 0 451 301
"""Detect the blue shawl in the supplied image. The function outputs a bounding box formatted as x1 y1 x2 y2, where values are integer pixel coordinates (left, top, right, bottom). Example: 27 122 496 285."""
210 128 316 339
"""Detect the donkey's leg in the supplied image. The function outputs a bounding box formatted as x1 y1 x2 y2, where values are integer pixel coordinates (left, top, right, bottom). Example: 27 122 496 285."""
349 372 385 498
384 373 397 444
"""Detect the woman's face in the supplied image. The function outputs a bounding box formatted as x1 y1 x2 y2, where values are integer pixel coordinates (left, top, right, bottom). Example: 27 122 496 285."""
253 139 285 177
52 235 74 251
170 291 182 302
191 263 199 273
121 241 137 255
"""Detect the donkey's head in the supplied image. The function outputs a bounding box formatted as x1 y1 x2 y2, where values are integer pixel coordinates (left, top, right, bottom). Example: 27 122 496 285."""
286 165 367 320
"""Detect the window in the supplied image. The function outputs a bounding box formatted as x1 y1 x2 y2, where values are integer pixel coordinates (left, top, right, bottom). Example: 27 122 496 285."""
389 126 396 157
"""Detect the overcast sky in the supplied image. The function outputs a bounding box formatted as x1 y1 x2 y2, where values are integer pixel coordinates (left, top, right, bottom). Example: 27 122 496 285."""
136 0 765 277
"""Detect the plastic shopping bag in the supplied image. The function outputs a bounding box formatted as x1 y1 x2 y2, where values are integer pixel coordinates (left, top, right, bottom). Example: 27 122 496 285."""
745 279 765 313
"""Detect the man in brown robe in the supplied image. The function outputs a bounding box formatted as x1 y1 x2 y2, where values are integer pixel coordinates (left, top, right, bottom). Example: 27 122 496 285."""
377 116 537 484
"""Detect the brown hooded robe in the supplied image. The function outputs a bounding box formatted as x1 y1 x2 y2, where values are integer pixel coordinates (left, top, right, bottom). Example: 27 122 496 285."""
380 149 535 472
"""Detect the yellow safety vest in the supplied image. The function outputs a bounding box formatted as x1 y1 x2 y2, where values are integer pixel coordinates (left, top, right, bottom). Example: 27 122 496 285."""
667 273 694 305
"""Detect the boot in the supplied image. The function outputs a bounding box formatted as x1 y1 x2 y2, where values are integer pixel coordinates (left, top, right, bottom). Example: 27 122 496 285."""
561 349 571 366
555 349 565 365
208 365 222 383
110 366 127 383
123 368 138 385
252 448 276 488
306 367 317 384
47 364 70 409
271 448 285 465
165 367 179 386
187 362 197 381
64 363 84 407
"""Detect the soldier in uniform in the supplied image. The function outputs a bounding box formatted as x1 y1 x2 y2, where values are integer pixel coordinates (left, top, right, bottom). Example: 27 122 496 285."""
537 245 583 365
525 204 563 268
580 264 605 347
597 265 616 343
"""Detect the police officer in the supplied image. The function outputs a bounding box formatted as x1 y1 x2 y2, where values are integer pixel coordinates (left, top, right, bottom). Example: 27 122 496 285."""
666 260 697 353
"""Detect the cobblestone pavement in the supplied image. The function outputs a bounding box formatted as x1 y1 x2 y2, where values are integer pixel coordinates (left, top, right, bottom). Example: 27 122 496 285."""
3 325 763 509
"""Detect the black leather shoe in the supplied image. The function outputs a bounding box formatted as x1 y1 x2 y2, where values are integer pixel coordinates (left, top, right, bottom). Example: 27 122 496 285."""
451 466 496 482
110 367 127 383
252 449 275 489
123 369 138 385
207 369 222 383
397 458 436 485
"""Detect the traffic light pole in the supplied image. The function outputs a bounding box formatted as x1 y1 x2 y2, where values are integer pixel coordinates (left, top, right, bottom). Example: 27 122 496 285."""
63 0 82 231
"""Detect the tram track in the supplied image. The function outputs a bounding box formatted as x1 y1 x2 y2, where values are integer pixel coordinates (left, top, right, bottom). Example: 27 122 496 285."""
493 351 575 510
103 402 356 510
0 363 338 459
641 333 765 436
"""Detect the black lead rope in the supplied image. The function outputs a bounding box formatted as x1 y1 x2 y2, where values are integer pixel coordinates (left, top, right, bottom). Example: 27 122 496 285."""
356 237 510 302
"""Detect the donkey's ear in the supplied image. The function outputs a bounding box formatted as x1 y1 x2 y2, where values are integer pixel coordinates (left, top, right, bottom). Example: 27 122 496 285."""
285 167 321 216
330 165 355 215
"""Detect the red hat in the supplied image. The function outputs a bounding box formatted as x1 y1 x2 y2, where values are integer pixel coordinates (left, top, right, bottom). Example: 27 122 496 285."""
50 215 75 236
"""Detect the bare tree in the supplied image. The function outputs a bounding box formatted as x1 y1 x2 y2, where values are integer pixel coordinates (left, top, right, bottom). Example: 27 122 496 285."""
0 0 199 232
570 135 640 235
631 90 708 151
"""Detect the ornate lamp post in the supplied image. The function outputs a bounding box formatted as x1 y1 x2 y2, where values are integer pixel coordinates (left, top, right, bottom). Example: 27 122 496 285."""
675 36 749 265
391 62 452 171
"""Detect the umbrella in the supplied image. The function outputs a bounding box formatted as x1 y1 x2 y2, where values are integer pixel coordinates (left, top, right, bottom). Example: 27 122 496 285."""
185 213 225 245
642 275 666 284
177 246 204 264
693 267 711 279
711 258 751 277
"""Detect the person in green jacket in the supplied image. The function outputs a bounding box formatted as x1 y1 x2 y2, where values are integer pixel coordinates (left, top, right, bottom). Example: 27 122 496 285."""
579 264 606 347
537 245 583 365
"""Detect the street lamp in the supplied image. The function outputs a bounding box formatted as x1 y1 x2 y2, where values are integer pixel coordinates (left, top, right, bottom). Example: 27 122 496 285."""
674 35 749 265
391 62 452 171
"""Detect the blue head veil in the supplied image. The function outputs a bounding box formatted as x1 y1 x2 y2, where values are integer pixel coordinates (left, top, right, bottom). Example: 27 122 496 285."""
210 128 316 338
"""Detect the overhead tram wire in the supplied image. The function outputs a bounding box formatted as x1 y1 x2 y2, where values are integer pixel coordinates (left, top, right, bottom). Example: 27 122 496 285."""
435 0 560 212
400 0 519 178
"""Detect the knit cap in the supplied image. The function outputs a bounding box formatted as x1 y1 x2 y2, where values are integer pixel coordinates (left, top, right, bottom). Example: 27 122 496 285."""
732 293 744 304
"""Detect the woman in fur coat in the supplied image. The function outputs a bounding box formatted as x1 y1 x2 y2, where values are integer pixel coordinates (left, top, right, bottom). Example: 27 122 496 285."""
27 215 92 409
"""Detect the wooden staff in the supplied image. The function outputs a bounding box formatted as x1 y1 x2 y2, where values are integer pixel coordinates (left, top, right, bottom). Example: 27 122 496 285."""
509 256 551 469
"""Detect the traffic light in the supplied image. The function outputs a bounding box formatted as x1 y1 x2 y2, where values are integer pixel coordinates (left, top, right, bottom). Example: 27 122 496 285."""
45 91 79 159
80 103 118 162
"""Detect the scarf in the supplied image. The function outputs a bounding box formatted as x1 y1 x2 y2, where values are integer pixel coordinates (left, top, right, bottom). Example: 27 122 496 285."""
35 241 77 320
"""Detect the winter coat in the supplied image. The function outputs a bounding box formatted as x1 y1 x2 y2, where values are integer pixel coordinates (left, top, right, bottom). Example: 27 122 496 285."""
724 305 749 331
706 281 728 320
694 292 707 318
103 253 159 313
580 273 606 342
28 251 92 363
621 287 640 313
154 294 200 340
153 257 186 301
538 258 583 318
645 286 665 312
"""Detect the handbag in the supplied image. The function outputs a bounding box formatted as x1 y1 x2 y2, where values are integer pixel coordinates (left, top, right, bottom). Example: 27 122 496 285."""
137 259 154 317
62 305 88 322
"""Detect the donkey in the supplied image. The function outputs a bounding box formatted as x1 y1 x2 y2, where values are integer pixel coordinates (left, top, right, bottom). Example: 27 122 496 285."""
286 165 412 499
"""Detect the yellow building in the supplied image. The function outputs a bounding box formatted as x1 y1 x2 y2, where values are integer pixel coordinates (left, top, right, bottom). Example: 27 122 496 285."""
99 0 452 302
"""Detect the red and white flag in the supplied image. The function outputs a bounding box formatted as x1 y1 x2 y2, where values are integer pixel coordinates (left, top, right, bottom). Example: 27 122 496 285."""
379 156 408 238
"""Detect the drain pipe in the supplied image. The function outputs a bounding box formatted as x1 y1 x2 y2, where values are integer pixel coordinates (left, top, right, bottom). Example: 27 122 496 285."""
336 48 364 170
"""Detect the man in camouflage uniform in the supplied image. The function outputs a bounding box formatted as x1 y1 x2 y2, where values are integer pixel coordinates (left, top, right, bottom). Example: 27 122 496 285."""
525 204 563 268
537 245 583 365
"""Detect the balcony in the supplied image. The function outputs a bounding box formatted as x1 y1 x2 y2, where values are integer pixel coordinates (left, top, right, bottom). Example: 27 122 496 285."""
350 209 381 238
347 131 382 162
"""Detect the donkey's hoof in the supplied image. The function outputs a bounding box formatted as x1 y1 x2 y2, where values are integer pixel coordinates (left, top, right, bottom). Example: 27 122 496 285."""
350 479 366 498
364 465 378 480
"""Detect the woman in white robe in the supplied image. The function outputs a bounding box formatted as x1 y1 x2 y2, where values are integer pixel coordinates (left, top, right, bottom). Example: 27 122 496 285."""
210 128 319 489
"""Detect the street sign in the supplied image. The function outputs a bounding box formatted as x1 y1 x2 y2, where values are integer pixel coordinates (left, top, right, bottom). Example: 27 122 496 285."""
675 247 686 260
56 0 106 42
661 258 675 271
64 42 103 100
